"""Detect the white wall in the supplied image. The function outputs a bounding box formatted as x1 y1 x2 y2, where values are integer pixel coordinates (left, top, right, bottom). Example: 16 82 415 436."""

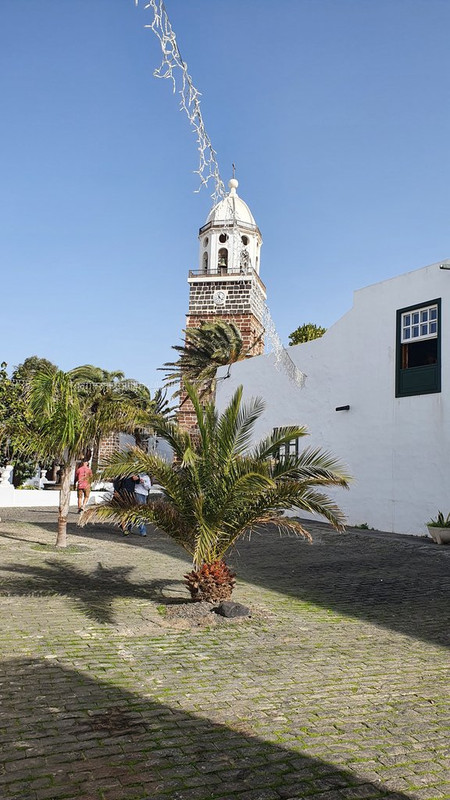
119 432 173 463
216 260 450 535
0 488 79 508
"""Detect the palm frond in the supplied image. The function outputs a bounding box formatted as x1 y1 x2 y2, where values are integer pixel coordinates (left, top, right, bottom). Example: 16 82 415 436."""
272 447 351 487
160 320 245 398
85 382 350 566
251 425 309 461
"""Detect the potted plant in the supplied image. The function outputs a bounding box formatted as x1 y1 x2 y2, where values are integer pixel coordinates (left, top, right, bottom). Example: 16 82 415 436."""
426 511 450 545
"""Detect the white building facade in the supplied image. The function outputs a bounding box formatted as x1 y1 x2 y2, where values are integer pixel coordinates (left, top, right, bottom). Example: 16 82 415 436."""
216 259 450 536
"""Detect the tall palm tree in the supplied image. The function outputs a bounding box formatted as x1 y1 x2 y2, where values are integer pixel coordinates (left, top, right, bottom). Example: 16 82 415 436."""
85 382 350 602
16 367 91 546
17 366 147 547
161 319 250 401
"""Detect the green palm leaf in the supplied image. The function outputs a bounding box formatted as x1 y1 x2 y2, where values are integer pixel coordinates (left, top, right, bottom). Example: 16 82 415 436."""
87 384 351 574
161 319 247 400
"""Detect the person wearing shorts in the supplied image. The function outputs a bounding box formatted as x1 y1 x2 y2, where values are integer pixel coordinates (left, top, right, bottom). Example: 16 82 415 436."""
75 458 93 513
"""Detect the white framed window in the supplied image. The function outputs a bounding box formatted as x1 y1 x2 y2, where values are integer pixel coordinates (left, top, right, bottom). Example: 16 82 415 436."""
396 298 441 398
401 304 438 343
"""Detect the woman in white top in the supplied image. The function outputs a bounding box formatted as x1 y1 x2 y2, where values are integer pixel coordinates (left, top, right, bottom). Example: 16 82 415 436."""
133 473 151 536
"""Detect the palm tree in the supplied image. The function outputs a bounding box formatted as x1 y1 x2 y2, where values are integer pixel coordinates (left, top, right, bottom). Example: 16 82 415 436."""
161 319 250 401
120 383 175 452
15 367 91 546
68 366 126 474
68 366 172 470
17 366 147 547
84 382 350 602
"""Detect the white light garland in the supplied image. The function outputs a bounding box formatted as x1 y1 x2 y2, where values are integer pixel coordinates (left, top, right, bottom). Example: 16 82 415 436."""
134 0 306 389
136 0 225 204
262 307 307 388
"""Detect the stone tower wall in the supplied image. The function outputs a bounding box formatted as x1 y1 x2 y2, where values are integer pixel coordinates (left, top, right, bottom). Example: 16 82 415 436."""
98 432 121 466
188 277 266 323
177 308 265 430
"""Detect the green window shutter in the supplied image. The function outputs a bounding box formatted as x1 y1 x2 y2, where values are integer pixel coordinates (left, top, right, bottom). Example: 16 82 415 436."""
396 298 441 398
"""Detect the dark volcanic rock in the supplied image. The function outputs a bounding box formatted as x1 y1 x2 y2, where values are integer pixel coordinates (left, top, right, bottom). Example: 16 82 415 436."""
214 601 251 618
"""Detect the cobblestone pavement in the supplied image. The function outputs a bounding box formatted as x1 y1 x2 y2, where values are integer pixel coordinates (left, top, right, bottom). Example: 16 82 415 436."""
0 508 448 800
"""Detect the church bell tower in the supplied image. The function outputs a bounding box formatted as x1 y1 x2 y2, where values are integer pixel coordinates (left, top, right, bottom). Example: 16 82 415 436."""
178 177 267 428
188 177 266 351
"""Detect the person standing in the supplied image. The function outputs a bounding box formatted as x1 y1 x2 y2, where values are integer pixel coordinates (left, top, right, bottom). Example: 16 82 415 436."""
75 458 93 514
113 475 139 535
133 473 151 537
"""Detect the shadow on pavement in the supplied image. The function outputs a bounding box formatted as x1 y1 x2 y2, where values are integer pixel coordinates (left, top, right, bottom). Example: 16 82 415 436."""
0 657 414 800
2 511 449 649
0 560 187 624
232 523 450 650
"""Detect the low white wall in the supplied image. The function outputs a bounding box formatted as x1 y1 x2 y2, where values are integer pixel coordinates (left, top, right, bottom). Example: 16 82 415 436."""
0 489 109 509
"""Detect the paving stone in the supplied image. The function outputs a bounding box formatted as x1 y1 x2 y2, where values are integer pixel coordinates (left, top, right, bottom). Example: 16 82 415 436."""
0 509 448 800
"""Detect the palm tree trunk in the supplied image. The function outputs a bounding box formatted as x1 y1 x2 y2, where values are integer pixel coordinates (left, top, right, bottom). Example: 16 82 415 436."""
57 463 73 547
91 437 100 476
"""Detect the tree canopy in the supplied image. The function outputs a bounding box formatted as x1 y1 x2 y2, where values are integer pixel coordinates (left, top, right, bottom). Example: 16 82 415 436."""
288 323 327 346
0 357 58 485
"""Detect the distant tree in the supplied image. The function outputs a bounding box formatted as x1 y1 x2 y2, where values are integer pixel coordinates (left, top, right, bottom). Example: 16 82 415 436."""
13 356 57 383
0 362 23 470
288 323 327 346
0 358 58 485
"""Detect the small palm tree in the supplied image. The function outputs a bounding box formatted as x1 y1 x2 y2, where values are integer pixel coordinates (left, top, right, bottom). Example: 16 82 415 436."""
161 319 250 401
85 382 350 602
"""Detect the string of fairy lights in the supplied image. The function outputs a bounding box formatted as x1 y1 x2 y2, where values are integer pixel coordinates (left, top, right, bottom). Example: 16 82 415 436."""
135 0 306 388
136 0 225 204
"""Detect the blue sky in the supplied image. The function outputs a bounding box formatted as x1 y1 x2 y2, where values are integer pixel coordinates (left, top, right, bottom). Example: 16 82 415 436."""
2 0 449 391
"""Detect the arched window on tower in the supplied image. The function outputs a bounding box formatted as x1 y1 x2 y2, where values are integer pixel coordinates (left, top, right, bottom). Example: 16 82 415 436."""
218 248 228 274
203 251 208 272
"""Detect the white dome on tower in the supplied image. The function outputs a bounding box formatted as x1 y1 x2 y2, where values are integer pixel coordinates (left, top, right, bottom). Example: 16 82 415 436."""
206 178 257 227
198 176 263 277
